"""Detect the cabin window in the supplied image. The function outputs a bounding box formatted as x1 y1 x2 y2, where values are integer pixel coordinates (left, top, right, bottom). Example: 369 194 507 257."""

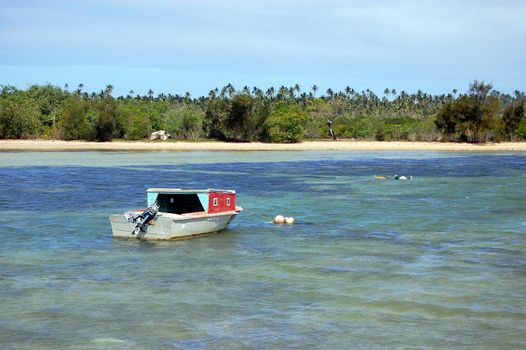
226 198 231 206
156 193 204 214
213 198 218 206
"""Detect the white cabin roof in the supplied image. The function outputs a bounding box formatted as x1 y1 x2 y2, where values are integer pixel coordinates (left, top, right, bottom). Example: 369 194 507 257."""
147 188 236 194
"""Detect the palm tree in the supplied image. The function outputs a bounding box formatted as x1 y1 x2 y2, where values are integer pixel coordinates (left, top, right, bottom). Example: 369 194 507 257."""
311 85 318 97
253 87 263 99
300 92 308 107
220 86 227 99
288 87 295 100
293 84 301 98
225 83 235 98
345 86 354 99
266 87 275 99
278 86 289 101
104 84 114 96
326 88 334 100
383 88 390 104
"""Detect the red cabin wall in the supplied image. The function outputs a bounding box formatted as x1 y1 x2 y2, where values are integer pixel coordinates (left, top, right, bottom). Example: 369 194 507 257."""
208 192 236 213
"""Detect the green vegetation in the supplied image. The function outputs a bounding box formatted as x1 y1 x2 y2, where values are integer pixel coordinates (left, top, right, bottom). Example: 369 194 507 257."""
434 81 509 142
265 103 307 143
0 81 524 143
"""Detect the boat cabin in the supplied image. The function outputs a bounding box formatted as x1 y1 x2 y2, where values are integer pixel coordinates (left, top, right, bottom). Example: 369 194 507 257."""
146 188 236 215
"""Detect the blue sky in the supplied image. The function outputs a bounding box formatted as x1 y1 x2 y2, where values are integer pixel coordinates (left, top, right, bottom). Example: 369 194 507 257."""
1 0 525 97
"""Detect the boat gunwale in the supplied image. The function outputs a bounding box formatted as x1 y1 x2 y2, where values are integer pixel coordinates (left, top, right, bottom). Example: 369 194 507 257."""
110 210 240 222
146 188 236 194
157 210 240 221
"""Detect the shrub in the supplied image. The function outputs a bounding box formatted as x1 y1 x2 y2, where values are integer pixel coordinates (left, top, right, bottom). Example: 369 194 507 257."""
0 91 41 139
59 95 93 140
265 103 307 143
204 99 229 140
118 103 151 140
94 96 118 141
335 116 377 139
163 105 204 140
517 119 526 139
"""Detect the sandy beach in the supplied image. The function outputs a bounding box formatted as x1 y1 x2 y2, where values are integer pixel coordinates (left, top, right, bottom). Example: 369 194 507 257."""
0 139 525 152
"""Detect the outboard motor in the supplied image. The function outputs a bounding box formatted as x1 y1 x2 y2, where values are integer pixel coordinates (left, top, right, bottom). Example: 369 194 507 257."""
132 203 159 235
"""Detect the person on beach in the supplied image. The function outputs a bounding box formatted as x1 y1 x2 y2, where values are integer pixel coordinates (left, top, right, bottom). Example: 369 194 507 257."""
327 120 336 140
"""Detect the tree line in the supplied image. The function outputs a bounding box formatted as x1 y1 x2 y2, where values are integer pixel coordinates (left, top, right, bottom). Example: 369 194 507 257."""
0 81 524 143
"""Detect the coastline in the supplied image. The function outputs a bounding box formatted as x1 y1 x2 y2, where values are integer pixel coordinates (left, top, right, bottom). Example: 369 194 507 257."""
0 139 525 152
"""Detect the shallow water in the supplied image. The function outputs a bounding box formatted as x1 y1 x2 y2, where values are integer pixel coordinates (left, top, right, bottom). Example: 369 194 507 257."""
0 151 525 349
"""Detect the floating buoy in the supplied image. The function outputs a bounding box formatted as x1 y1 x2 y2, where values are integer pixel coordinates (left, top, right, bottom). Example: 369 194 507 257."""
273 215 295 224
375 175 413 180
394 175 413 180
273 215 285 224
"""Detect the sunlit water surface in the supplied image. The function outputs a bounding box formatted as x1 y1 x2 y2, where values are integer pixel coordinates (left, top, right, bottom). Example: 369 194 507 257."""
0 151 525 349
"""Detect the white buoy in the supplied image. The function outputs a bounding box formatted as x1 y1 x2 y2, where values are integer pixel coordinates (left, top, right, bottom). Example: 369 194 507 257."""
273 215 295 224
273 215 285 224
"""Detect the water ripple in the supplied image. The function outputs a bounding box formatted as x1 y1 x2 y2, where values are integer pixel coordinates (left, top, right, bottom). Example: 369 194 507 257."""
0 151 525 349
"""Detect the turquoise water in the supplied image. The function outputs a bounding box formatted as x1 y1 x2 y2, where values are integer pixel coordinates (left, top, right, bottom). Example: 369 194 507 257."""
0 151 525 349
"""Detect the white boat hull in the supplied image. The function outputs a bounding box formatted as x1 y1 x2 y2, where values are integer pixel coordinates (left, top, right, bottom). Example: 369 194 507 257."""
110 211 238 240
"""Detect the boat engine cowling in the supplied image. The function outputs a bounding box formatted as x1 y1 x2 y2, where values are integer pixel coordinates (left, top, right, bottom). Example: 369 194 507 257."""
130 203 159 235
